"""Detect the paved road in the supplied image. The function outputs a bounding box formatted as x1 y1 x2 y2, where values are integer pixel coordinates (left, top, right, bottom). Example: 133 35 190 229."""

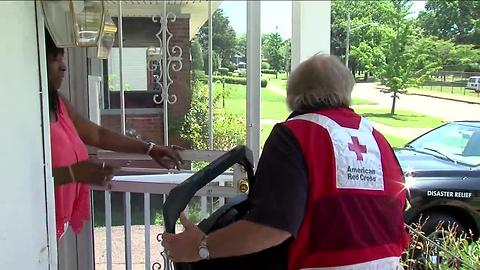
352 83 480 122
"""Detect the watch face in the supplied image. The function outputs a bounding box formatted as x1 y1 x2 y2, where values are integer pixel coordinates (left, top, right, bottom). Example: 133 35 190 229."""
199 247 210 259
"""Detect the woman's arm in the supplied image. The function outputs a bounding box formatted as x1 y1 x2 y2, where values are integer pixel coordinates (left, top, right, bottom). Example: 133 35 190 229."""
52 166 74 186
60 95 182 169
52 161 116 187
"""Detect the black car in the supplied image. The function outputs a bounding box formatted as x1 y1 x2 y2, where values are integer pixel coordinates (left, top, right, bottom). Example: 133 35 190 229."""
395 121 480 238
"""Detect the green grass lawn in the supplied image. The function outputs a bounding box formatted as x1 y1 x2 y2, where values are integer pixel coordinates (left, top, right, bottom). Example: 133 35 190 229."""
261 126 410 149
216 82 380 121
409 76 480 100
213 82 430 148
409 86 480 100
383 133 409 148
354 107 443 128
268 77 287 90
267 78 377 106
214 83 289 120
220 98 289 120
352 98 377 105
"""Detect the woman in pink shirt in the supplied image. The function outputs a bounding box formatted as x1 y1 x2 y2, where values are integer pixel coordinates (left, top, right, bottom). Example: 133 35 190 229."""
46 32 183 240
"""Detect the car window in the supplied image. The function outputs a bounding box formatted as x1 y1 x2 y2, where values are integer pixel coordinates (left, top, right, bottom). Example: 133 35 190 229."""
409 123 480 167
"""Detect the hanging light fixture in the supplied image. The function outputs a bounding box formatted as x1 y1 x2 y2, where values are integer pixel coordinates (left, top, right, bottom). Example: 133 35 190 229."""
96 11 117 59
41 0 117 58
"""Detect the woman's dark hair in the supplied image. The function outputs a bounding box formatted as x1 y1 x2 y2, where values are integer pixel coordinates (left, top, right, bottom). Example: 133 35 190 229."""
45 29 64 114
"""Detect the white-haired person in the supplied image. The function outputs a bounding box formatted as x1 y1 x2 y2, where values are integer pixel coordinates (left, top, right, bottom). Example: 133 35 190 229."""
161 54 410 270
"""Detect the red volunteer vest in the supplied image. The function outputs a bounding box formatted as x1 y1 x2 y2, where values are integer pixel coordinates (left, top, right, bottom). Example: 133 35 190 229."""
284 108 409 270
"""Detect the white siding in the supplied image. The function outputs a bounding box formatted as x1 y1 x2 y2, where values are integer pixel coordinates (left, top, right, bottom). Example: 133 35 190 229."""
109 48 148 90
0 2 54 269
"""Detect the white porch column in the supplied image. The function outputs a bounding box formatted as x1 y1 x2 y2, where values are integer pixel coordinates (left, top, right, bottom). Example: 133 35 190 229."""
246 0 261 166
0 1 56 269
291 1 331 70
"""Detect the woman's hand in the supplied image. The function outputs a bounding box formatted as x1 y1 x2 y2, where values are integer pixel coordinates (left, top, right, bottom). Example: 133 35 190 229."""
72 161 118 187
149 145 184 170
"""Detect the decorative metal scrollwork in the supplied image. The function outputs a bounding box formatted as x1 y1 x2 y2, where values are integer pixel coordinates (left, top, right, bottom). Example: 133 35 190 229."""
150 11 183 106
151 250 173 270
153 92 178 105
151 5 184 269
152 232 174 270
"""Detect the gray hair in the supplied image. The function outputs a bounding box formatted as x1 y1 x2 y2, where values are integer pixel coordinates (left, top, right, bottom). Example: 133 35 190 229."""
286 54 355 111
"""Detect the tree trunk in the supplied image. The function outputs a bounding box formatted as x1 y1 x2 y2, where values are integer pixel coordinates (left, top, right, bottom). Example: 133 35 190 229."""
364 72 369 82
390 91 397 115
275 71 278 79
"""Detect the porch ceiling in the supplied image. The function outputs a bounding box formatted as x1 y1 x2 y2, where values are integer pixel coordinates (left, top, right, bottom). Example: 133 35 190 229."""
105 0 222 39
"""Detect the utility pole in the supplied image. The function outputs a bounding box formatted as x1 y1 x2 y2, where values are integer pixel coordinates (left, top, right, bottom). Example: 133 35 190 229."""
345 11 351 69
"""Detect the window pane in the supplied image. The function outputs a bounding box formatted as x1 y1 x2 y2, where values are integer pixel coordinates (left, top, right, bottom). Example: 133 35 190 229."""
260 1 292 148
209 1 247 151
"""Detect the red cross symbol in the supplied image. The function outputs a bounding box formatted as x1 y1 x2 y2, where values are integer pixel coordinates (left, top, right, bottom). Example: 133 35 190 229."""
348 136 367 161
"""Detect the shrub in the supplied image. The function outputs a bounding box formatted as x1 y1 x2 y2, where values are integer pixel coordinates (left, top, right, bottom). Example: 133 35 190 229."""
237 69 247 77
213 111 246 151
192 70 207 81
261 69 277 75
218 67 229 76
261 79 268 88
191 40 204 70
198 76 268 88
224 63 236 72
261 62 270 70
181 76 246 152
402 220 480 269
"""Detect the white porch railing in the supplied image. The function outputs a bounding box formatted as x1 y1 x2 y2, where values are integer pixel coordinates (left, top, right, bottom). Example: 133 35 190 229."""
74 150 246 270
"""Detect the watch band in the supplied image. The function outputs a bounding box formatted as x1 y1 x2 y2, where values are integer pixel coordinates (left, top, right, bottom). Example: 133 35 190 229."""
146 142 155 155
199 234 210 259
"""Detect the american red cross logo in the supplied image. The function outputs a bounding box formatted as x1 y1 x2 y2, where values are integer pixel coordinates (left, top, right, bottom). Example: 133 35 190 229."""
348 136 367 161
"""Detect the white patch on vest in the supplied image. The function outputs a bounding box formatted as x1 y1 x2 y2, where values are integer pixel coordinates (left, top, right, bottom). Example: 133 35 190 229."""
290 113 384 191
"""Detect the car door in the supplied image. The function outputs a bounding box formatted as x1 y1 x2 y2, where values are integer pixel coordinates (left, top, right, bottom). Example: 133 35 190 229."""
468 168 480 211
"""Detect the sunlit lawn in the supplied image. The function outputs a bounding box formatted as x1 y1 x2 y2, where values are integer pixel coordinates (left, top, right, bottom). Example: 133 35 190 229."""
216 82 378 121
409 86 480 100
261 124 275 147
213 82 432 148
354 107 443 128
261 125 410 149
214 83 289 119
383 133 409 148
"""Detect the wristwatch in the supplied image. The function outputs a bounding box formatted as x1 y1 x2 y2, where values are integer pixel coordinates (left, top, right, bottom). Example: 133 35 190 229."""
198 235 210 260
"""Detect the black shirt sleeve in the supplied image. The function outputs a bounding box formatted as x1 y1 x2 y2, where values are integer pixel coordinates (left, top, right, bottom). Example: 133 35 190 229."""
243 123 308 238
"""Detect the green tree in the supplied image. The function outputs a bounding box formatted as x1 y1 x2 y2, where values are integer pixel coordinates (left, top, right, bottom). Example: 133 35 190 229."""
262 30 285 78
191 39 204 71
235 33 247 61
201 50 221 74
418 0 480 46
198 9 237 68
375 0 437 115
410 37 480 73
451 45 480 72
331 0 396 77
